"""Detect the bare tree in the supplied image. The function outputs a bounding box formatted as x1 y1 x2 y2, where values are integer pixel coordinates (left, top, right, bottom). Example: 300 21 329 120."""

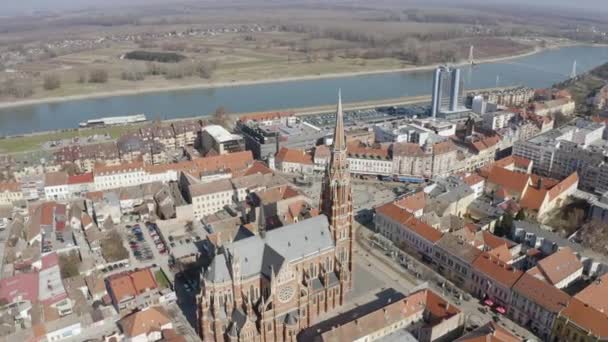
88 69 109 83
43 74 61 90
77 70 87 83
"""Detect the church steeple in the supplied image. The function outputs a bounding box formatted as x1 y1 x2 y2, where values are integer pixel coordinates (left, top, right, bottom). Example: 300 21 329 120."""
333 89 346 152
320 90 354 291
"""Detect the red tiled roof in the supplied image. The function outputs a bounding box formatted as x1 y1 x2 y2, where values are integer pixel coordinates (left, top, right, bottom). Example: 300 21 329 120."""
487 244 512 263
108 268 158 303
433 140 457 155
487 166 530 195
520 187 547 211
470 135 500 153
560 298 608 338
482 231 515 249
119 306 171 337
275 147 313 165
463 173 484 186
456 321 520 342
0 272 39 303
347 141 391 159
376 202 443 243
513 273 570 313
241 161 273 176
547 172 578 201
394 191 427 212
472 253 523 288
0 181 20 192
534 247 582 286
494 155 531 170
44 171 69 187
67 173 94 184
575 273 608 313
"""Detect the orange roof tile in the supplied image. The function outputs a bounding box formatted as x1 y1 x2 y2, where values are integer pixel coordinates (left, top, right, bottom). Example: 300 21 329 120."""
376 202 443 243
433 140 457 155
108 274 136 303
108 268 158 303
473 253 523 288
67 173 94 184
560 298 608 338
242 161 273 176
130 268 158 294
547 172 578 201
275 147 313 165
482 231 515 249
394 191 427 212
487 166 530 195
534 247 582 286
44 171 69 187
575 273 608 313
520 187 547 211
119 306 171 337
463 173 485 186
0 181 20 192
347 141 391 159
513 273 570 313
487 244 512 263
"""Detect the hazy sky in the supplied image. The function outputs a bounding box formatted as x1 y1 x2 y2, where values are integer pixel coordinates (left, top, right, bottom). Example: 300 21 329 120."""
1 0 607 15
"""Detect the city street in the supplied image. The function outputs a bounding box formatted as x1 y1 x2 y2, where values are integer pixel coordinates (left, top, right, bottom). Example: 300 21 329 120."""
355 223 540 341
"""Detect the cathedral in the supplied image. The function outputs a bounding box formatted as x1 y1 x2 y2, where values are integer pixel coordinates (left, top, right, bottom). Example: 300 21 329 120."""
197 93 354 342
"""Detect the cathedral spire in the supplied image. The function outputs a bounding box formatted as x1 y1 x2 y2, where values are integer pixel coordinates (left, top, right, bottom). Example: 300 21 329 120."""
333 89 346 152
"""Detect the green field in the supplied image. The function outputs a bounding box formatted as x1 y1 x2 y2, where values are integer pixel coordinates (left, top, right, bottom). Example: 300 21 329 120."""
155 269 171 289
0 125 137 154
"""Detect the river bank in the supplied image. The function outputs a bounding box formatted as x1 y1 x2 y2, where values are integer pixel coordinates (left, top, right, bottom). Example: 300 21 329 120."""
0 45 547 110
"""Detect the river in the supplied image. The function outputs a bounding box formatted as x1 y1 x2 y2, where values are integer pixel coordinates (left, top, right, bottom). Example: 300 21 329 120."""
1 45 607 136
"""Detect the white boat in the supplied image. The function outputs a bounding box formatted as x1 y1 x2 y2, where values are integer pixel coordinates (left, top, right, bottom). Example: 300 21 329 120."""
79 114 147 128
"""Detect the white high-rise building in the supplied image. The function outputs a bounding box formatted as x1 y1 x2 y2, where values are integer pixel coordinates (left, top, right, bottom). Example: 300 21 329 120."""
431 66 465 117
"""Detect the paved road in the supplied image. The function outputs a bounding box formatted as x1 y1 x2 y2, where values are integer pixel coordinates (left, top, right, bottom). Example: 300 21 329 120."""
357 224 539 340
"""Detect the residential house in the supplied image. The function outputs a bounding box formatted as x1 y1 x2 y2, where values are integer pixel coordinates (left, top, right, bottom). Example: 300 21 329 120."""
44 171 69 201
0 181 23 205
509 273 570 340
551 298 608 341
433 233 482 288
346 141 392 177
375 202 443 259
274 147 314 175
67 173 95 198
117 306 176 342
526 247 583 289
106 268 159 313
470 253 523 311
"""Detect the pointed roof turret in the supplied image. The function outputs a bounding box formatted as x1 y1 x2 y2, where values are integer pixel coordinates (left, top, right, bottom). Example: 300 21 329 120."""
333 89 346 152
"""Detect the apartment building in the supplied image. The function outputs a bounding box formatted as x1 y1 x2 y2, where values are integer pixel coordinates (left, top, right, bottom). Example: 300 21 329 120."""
509 273 570 341
514 119 608 193
375 202 443 259
201 124 244 155
0 181 23 205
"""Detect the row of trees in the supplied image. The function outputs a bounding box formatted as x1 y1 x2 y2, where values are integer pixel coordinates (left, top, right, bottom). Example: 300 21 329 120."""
124 50 187 63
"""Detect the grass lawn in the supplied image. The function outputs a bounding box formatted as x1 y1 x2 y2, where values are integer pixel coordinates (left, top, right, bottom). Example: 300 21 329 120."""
155 269 171 289
0 124 139 154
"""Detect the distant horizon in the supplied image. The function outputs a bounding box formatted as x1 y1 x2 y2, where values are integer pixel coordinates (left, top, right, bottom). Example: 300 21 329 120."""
1 0 607 16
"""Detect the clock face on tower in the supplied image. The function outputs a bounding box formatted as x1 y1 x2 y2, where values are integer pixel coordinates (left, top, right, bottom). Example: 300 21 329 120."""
278 285 295 303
